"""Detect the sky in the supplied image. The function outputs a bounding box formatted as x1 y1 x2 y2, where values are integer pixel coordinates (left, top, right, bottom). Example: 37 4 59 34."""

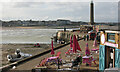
0 0 119 22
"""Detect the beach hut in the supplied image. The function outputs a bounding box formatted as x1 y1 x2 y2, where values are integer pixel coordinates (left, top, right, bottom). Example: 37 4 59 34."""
99 30 120 70
57 31 72 44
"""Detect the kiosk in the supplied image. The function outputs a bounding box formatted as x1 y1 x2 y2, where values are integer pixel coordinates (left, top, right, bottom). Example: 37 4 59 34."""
99 30 120 70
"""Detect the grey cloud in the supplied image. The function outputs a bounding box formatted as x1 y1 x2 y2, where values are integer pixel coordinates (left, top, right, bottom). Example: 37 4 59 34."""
12 2 46 8
95 2 118 22
2 2 118 22
13 2 32 8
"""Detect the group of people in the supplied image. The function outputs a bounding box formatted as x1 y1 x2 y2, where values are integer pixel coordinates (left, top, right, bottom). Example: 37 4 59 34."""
34 43 40 47
83 34 89 41
65 48 83 68
71 55 82 68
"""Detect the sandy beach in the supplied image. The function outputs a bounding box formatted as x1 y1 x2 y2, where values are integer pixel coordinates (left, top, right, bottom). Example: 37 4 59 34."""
1 43 61 66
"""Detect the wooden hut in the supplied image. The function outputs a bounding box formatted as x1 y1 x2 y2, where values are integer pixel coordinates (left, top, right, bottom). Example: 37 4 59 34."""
99 29 120 70
57 31 72 43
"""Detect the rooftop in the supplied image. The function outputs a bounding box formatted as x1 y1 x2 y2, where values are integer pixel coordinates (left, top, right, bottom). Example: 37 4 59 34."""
99 26 120 31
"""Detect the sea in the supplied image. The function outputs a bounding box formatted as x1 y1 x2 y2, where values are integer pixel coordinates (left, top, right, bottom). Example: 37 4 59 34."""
1 28 78 44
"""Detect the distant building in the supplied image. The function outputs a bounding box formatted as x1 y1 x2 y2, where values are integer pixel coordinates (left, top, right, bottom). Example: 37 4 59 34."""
22 21 30 26
38 21 45 26
1 19 117 27
71 21 80 26
57 19 71 26
47 21 57 26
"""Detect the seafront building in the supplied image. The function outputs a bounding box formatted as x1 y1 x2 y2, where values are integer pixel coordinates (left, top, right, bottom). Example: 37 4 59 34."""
1 19 83 27
99 28 120 70
56 19 71 26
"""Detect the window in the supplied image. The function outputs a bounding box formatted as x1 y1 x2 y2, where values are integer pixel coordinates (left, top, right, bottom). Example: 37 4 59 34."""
107 33 115 43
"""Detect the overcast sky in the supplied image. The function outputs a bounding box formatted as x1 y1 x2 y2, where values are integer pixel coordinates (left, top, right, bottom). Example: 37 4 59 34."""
0 0 119 22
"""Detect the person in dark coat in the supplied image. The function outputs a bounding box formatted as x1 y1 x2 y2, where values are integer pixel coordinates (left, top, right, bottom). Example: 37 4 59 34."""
77 35 79 40
86 34 89 41
71 56 82 68
83 35 86 41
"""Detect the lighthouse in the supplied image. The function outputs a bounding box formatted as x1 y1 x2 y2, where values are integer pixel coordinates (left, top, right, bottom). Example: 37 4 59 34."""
90 0 94 25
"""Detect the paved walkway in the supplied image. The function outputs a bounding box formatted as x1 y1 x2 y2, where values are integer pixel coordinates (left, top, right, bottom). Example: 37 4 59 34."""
8 40 99 71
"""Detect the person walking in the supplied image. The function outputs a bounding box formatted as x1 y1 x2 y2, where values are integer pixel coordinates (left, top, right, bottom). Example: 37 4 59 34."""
83 35 86 41
86 34 89 41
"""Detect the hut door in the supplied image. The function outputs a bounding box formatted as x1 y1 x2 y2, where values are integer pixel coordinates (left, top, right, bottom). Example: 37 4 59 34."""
99 45 105 70
105 47 115 68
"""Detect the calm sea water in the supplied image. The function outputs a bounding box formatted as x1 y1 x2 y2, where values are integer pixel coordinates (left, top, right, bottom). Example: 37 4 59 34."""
1 28 76 44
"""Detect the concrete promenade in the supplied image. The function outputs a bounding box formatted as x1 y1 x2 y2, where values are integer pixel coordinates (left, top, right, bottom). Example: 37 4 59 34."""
5 39 99 72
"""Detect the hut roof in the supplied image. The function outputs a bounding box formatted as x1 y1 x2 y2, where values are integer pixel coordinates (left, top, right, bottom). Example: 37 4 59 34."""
99 26 120 31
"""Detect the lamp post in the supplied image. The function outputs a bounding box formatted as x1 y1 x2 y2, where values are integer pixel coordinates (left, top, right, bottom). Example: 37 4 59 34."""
57 58 60 69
